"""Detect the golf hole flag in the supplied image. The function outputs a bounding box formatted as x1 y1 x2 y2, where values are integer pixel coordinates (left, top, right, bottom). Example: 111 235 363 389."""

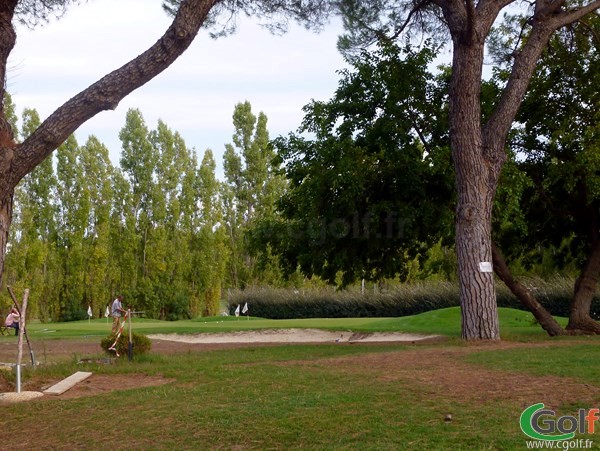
235 305 240 317
87 305 93 318
105 305 110 317
242 303 248 314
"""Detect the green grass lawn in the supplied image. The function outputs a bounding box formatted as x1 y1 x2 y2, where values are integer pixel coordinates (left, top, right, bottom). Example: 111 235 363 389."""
3 306 567 340
1 308 599 450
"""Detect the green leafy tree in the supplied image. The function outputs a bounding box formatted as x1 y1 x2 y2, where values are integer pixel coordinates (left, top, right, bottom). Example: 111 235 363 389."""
222 101 285 287
1 0 331 320
2 94 17 132
119 109 160 314
0 0 237 316
492 17 600 334
109 168 137 296
55 134 88 320
195 150 228 316
266 43 453 286
5 107 58 320
327 0 600 340
179 149 202 315
79 136 115 317
148 121 195 319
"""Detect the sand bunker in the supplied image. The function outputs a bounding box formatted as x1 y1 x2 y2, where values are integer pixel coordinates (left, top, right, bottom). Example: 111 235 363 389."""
148 328 440 344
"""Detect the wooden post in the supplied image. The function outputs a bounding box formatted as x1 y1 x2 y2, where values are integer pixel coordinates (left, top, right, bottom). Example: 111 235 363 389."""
127 309 133 361
7 286 35 366
15 289 29 393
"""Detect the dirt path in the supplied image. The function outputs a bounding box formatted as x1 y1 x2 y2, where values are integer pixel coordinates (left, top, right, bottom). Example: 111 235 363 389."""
308 344 600 411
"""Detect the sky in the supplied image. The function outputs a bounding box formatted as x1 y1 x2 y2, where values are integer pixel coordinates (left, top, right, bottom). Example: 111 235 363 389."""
8 0 350 177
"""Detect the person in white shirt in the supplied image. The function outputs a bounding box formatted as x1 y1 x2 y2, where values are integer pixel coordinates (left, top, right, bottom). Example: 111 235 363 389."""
111 295 125 333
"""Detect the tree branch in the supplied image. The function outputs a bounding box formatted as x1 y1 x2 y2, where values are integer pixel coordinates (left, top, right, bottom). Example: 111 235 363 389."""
389 0 433 41
492 242 566 336
577 18 600 47
482 22 555 163
476 0 520 36
10 0 221 188
549 0 600 29
483 0 600 167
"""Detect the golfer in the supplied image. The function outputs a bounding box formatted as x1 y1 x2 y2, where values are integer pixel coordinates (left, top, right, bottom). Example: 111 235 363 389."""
111 295 126 333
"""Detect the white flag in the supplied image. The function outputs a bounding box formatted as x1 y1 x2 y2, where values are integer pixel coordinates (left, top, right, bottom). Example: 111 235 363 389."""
235 305 240 317
242 303 248 314
104 305 110 318
87 305 93 318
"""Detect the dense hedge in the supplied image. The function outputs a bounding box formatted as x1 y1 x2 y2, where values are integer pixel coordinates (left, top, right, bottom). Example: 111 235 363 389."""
227 278 600 319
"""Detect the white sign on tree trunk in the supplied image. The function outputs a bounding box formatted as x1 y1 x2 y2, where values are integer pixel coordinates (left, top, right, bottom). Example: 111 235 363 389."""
478 262 493 273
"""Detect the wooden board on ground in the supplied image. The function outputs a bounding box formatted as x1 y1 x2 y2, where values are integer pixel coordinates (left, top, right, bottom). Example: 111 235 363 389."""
43 371 92 395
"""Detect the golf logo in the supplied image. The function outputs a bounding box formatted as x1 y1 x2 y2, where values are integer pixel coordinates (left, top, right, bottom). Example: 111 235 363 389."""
520 403 597 442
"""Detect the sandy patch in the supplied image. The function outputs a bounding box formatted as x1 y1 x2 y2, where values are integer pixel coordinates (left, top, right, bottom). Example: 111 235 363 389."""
0 391 44 403
148 328 440 344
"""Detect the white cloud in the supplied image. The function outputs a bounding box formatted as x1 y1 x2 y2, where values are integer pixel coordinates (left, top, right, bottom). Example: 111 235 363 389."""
8 0 348 177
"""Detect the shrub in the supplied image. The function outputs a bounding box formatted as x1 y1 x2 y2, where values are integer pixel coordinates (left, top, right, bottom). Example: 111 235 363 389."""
227 283 462 319
59 300 88 322
227 277 599 319
100 332 152 357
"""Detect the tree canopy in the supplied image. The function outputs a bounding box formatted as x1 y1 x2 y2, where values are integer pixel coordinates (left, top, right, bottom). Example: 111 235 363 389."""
262 42 453 286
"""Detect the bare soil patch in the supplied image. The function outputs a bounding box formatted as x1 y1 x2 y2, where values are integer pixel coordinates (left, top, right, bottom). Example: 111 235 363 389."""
0 373 174 403
0 337 232 402
308 343 600 411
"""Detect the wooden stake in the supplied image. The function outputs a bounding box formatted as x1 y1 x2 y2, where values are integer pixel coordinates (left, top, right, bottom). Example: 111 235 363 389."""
15 289 29 393
7 286 35 367
128 308 133 361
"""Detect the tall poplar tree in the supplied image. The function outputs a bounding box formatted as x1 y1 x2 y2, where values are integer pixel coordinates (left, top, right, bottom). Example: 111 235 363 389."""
149 121 195 319
119 108 160 313
5 108 58 319
109 168 137 295
79 135 115 317
0 0 238 309
55 134 88 320
223 101 285 287
196 149 228 316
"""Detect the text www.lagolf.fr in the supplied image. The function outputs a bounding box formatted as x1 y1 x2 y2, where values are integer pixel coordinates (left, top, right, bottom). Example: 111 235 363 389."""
525 439 594 449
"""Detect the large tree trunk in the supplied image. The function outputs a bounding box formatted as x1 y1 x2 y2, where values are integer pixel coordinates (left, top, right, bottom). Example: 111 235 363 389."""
492 243 566 336
450 41 500 340
0 193 14 290
0 2 18 292
438 0 598 340
567 241 600 334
